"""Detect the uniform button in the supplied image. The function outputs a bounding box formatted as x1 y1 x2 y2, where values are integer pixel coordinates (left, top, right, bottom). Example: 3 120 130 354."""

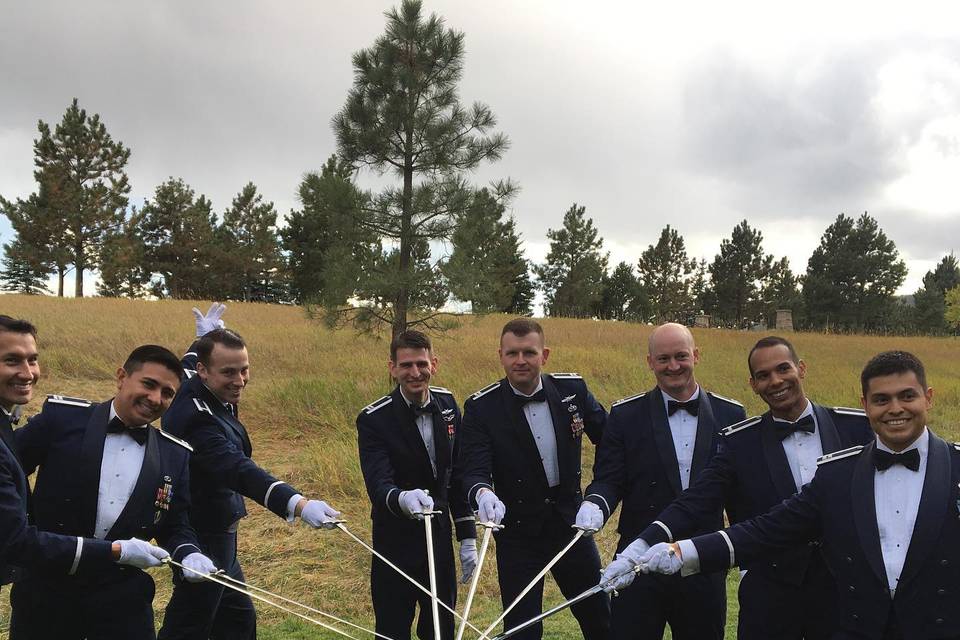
852 614 859 621
936 618 944 625
771 563 778 568
938 589 946 596
517 499 523 504
848 585 856 592
846 556 853 564
544 498 551 504
650 481 657 487
648 505 656 510
942 559 950 567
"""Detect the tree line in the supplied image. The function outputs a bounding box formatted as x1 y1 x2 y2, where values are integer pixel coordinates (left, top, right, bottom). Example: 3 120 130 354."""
1 0 957 338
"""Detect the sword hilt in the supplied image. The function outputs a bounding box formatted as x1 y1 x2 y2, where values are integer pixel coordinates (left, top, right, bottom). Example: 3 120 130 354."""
572 523 599 534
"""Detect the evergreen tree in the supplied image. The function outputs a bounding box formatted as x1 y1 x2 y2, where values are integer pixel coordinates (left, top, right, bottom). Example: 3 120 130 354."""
689 258 711 317
636 225 696 323
534 204 608 318
140 178 219 299
803 212 907 331
597 262 639 321
0 238 50 294
945 285 960 330
334 0 512 337
913 254 960 334
218 183 286 302
443 188 530 313
97 209 150 298
33 98 131 296
707 220 772 326
761 256 802 327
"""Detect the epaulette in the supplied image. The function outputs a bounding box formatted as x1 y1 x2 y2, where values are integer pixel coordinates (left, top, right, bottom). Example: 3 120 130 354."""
46 394 92 408
193 398 214 415
158 429 194 452
550 372 582 379
612 392 646 408
471 382 500 400
720 415 762 436
429 386 453 396
953 442 960 452
708 392 744 408
184 369 197 379
817 445 864 465
831 406 866 416
183 351 197 359
363 396 393 414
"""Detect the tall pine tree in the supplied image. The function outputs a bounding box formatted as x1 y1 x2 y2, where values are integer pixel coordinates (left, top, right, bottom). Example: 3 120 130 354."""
707 220 773 327
218 183 286 302
913 254 960 334
637 225 696 323
534 204 608 318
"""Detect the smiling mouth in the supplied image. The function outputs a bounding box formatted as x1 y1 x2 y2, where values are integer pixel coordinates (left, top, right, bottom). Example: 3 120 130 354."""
769 388 790 400
885 418 910 426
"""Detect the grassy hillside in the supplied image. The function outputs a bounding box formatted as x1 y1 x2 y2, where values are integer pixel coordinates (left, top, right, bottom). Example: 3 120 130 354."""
2 296 959 639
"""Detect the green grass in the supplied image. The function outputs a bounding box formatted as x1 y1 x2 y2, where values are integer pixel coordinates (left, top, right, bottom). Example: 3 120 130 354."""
1 295 958 639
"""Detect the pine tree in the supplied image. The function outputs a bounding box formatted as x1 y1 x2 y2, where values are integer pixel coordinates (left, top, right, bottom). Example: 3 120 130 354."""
97 209 150 298
597 262 639 321
637 225 696 323
218 183 286 302
913 254 960 334
0 238 50 294
707 221 773 326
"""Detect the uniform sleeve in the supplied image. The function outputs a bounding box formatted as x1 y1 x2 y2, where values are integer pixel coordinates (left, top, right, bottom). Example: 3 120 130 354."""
13 405 55 476
580 383 607 446
447 404 476 541
356 411 403 518
455 399 495 510
181 340 201 377
154 454 202 562
185 412 298 518
583 407 627 523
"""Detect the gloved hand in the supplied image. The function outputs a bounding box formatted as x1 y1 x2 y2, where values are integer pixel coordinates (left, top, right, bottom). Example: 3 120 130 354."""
116 538 170 569
599 537 649 592
192 302 226 337
398 489 434 520
476 489 505 525
459 538 478 584
575 501 603 534
181 552 218 583
300 500 341 529
638 542 683 575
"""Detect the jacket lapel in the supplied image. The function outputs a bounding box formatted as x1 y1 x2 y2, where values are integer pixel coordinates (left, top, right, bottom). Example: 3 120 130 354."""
852 440 888 588
78 401 111 536
107 425 161 539
812 403 842 453
760 413 800 498
690 392 717 480
200 383 252 454
649 388 683 497
897 432 949 592
499 380 550 488
0 432 27 500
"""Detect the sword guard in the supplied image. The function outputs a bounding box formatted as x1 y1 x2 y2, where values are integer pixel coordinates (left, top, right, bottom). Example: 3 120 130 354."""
478 520 505 531
421 510 443 517
572 524 599 534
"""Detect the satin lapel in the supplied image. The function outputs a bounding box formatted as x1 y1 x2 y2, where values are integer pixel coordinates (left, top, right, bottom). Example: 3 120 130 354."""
649 388 682 497
760 413 799 499
200 385 252 454
107 426 161 539
77 402 111 536
499 380 550 488
852 440 887 587
812 403 842 453
690 393 717 480
390 389 433 475
898 432 950 592
542 376 569 487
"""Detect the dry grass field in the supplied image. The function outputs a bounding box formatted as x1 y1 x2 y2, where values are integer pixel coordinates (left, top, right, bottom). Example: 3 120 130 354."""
2 295 959 639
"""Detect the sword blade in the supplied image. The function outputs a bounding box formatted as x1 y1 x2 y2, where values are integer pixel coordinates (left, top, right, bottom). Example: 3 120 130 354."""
491 583 605 640
424 513 443 640
454 524 494 640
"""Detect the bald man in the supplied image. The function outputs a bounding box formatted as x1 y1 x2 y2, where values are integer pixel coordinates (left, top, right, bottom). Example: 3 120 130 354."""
580 323 746 640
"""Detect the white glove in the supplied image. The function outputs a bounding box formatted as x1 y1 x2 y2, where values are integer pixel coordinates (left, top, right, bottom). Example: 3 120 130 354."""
181 552 218 583
300 500 341 529
459 538 478 584
476 489 505 525
599 538 649 592
398 489 434 520
192 302 226 336
575 501 603 534
638 542 683 575
116 538 170 569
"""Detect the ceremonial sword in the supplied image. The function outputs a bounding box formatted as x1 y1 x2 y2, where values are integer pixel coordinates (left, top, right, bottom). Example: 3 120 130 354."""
423 511 443 640
455 520 503 640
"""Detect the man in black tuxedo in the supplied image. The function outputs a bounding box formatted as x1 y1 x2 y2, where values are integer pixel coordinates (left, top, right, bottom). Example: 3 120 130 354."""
639 350 960 640
582 322 746 639
456 318 609 640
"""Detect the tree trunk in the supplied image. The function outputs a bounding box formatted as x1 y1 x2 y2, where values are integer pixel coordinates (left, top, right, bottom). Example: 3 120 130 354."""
57 267 65 297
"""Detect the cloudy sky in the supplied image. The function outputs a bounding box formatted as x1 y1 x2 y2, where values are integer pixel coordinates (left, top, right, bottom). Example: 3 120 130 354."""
2 0 959 297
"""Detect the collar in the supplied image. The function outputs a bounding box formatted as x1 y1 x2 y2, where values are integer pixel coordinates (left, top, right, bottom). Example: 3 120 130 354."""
108 401 149 429
399 387 432 411
771 399 813 424
509 377 544 399
1 404 21 424
200 382 237 415
661 385 700 412
876 427 929 457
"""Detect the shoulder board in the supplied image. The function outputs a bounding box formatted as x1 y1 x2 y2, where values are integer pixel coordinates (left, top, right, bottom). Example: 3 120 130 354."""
831 406 866 416
192 398 214 415
954 443 960 452
720 416 762 436
184 369 197 379
46 394 92 408
708 392 744 408
363 396 392 414
817 445 864 466
158 429 193 452
429 386 453 396
550 372 582 379
471 382 500 400
612 392 646 408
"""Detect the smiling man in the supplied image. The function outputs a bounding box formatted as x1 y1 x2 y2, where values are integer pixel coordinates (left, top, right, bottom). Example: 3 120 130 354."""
638 350 960 640
357 330 476 640
604 335 873 640
456 318 609 640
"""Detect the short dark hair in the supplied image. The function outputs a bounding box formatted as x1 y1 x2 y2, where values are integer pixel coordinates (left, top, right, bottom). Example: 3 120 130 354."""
501 318 544 341
748 336 800 377
196 329 247 367
390 330 432 361
123 345 184 380
861 351 927 397
0 315 37 339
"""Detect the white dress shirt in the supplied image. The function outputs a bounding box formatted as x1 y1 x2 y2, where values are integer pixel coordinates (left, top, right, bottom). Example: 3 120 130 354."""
401 390 437 477
512 379 560 488
95 403 148 539
773 400 823 491
662 387 700 490
875 428 928 596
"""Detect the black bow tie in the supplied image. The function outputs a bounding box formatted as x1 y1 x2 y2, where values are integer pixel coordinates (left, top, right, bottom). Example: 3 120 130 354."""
107 416 148 446
515 389 546 406
667 399 699 417
774 414 815 440
873 447 921 472
413 401 436 417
